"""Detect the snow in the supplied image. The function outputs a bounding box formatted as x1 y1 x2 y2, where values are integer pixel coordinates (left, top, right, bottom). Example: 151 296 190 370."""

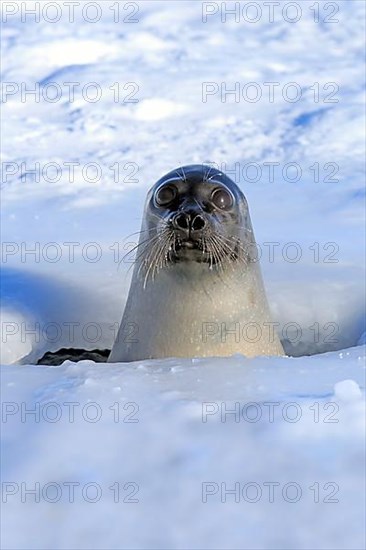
334 378 363 401
1 350 365 549
1 1 365 549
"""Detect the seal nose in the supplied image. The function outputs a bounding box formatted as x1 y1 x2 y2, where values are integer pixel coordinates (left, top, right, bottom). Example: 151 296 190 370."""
173 212 206 235
191 214 206 231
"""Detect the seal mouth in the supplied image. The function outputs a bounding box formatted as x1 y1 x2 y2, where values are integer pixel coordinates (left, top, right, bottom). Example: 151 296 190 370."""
169 238 207 263
181 240 195 249
177 238 201 250
168 235 240 265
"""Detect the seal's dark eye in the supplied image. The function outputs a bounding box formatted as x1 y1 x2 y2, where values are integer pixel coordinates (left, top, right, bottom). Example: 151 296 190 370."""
211 187 233 210
155 185 177 206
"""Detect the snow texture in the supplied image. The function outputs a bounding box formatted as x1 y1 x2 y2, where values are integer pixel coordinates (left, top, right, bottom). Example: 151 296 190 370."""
1 1 365 549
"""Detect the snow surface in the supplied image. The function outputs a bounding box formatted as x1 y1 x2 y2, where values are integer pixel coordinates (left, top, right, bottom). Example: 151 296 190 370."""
1 350 366 549
1 1 365 549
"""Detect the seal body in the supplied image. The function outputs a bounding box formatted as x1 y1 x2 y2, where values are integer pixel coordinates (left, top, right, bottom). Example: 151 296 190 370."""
108 165 283 362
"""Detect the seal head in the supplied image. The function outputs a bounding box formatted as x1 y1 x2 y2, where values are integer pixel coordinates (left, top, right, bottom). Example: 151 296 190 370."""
139 165 256 284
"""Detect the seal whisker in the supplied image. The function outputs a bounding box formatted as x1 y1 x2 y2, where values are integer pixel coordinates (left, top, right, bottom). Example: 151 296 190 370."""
205 234 219 267
118 232 165 271
136 227 171 279
151 232 172 279
124 232 166 276
126 233 170 279
154 230 175 281
201 235 212 269
209 236 222 271
214 233 251 264
142 230 173 289
206 235 229 286
208 234 232 273
204 164 216 183
123 228 156 241
128 220 170 264
212 234 241 272
177 166 187 183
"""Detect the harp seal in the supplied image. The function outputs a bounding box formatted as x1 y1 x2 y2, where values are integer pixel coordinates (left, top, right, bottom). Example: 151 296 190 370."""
108 165 284 362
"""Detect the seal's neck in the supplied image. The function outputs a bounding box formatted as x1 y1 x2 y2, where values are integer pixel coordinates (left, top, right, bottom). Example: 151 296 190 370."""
139 259 258 290
109 259 283 362
132 260 267 318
